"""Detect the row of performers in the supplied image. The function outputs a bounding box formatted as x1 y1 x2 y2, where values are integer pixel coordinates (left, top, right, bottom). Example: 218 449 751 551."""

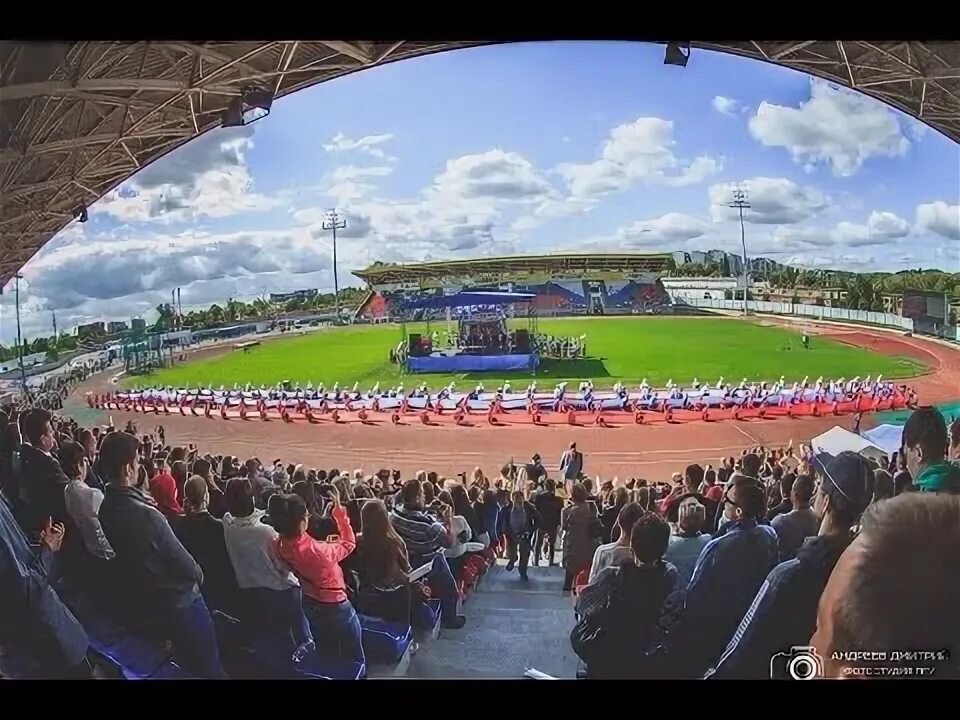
108 375 909 413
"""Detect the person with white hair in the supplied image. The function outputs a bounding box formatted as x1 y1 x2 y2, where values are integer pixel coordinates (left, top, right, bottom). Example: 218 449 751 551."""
664 497 712 587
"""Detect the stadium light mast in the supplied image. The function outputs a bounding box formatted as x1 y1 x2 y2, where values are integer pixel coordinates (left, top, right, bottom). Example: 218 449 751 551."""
727 186 751 317
14 272 26 390
322 209 347 324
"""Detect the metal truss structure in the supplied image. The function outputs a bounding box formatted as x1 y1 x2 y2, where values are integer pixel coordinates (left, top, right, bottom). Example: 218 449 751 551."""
2 40 958 288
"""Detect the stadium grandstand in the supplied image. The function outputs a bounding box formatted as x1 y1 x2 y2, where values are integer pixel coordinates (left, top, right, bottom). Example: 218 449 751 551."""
353 253 674 319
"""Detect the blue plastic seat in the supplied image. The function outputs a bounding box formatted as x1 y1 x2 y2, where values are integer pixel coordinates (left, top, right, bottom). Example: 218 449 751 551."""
359 614 413 664
412 598 442 631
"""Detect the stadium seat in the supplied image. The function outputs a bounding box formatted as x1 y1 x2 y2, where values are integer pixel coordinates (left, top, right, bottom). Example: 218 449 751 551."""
359 615 414 664
212 611 365 680
412 599 442 631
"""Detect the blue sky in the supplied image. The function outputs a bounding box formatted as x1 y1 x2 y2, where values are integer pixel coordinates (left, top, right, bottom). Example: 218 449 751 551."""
1 41 958 341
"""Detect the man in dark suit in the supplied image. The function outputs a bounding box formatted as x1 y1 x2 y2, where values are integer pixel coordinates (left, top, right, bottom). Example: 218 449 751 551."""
531 478 564 566
17 409 70 539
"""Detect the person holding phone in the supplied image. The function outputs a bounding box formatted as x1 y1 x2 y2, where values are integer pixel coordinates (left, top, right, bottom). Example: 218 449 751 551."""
273 489 364 665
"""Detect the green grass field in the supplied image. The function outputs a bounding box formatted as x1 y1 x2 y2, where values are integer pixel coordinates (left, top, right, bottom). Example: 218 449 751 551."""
126 317 925 390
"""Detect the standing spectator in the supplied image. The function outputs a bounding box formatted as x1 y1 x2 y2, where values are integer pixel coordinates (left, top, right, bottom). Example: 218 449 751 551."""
149 466 183 520
532 478 563 566
666 475 779 678
172 476 240 617
221 477 312 655
559 442 584 492
702 469 724 503
170 460 188 506
77 429 103 491
97 431 225 678
770 475 819 563
950 419 960 461
893 451 914 495
809 493 960 679
663 465 720 533
476 488 501 550
438 490 471 579
707 452 873 679
664 498 712 587
901 406 960 494
524 454 546 487
273 491 363 665
391 480 466 629
503 489 541 581
0 486 89 678
17 408 70 538
561 483 600 592
589 501 644 582
450 483 481 543
765 468 792 521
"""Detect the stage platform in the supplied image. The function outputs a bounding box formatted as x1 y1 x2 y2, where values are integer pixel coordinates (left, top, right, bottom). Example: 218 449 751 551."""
406 353 537 374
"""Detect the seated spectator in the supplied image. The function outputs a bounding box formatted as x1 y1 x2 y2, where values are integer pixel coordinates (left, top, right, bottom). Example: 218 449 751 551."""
589 502 644 582
77 429 104 492
476 488 500 549
191 457 226 519
810 492 960 679
951 419 960 461
0 485 90 678
97 431 225 678
702 469 724 503
391 479 466 629
503 489 542 581
664 498 711 587
573 513 680 679
665 475 779 678
707 451 874 679
172 476 241 617
450 483 481 543
348 499 418 624
273 491 363 664
902 406 960 494
765 467 791 520
438 490 472 578
222 477 312 654
561 483 601 591
291 480 334 540
663 465 720 533
872 469 894 503
149 465 183 520
61 440 114 563
771 475 819 563
17 408 71 538
893 451 914 495
600 487 629 545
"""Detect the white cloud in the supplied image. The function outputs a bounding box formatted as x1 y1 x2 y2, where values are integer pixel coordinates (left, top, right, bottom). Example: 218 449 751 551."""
323 131 396 161
916 201 960 241
712 96 739 116
709 177 830 224
510 196 596 234
561 136 571 144
574 213 714 252
556 117 721 198
94 126 280 224
320 164 394 205
748 79 910 176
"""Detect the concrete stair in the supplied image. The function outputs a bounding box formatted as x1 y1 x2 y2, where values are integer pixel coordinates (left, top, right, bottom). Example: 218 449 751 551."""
399 561 579 680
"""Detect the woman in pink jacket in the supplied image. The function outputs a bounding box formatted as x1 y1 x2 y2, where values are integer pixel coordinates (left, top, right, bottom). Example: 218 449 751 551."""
273 489 362 664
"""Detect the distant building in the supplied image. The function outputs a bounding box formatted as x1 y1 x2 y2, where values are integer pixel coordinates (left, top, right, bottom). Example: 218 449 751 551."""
131 318 146 332
107 320 128 334
671 251 691 266
688 250 708 264
76 322 105 340
270 289 318 303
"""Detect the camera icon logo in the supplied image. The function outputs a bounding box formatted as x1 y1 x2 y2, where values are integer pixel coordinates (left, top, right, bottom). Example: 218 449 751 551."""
769 646 824 680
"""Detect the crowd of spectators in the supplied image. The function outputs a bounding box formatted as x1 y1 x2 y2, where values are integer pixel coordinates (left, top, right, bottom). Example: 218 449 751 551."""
1 400 959 679
570 406 960 679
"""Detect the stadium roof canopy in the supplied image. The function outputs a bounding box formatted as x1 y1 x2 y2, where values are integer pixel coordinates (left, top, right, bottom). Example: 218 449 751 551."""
3 41 959 289
354 252 673 285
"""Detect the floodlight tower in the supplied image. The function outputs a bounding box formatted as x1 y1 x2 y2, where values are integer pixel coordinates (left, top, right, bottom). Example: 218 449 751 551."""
727 185 751 316
322 210 347 323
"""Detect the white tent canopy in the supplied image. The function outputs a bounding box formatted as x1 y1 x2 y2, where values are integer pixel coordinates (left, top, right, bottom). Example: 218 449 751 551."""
811 426 889 463
860 424 904 457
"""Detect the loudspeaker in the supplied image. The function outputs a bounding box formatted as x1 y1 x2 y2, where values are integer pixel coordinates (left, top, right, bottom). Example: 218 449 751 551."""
408 333 423 357
514 329 531 354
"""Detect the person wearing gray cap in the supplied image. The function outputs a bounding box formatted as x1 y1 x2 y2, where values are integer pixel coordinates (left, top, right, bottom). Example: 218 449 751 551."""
705 451 874 679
